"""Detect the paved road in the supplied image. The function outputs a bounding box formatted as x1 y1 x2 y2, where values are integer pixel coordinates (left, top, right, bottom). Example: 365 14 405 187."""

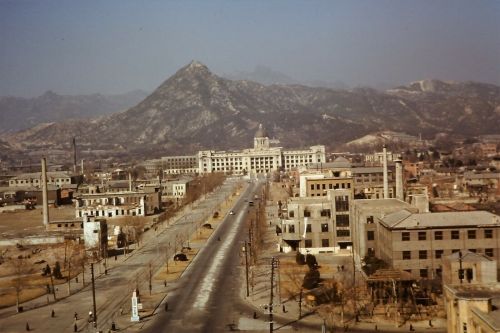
143 180 262 333
0 178 241 333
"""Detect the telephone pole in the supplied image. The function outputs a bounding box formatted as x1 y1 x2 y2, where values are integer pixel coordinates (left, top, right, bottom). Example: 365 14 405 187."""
91 263 97 328
244 241 250 297
269 257 277 332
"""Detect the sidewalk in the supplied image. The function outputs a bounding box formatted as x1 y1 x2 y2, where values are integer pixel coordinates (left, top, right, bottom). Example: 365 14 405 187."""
0 179 241 333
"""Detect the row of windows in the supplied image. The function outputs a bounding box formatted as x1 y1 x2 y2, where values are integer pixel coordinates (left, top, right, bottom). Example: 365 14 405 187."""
285 224 350 235
402 229 493 241
402 248 495 260
304 239 331 248
310 183 351 190
78 208 141 217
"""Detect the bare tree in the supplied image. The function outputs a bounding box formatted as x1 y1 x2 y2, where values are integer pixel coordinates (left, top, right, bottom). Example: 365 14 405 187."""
11 256 34 312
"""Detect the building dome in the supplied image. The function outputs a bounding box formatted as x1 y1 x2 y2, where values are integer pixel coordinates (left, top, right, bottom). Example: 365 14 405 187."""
255 124 268 138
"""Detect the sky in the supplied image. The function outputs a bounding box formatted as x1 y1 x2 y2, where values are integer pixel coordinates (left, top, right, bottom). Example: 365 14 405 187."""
1 0 499 97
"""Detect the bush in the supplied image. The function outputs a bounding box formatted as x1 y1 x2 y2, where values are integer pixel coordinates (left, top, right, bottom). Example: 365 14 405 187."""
302 269 320 290
296 252 306 265
305 254 318 269
53 261 63 279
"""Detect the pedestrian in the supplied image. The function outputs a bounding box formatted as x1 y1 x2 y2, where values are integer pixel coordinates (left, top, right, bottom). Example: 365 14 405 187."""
74 311 78 320
26 322 30 331
51 309 55 317
282 304 286 313
429 319 433 327
119 307 123 315
115 255 117 261
253 311 257 319
164 280 167 287
164 302 169 312
73 323 77 332
375 325 378 331
409 324 414 331
75 276 78 283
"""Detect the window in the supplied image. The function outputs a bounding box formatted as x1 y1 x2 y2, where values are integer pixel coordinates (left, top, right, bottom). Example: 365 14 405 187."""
485 248 494 257
402 251 411 260
304 239 313 248
419 250 427 259
435 250 444 259
320 209 331 217
306 224 312 233
288 225 295 233
468 230 476 239
336 230 350 237
436 268 442 277
335 196 349 212
367 231 375 241
434 231 443 240
304 210 311 217
420 269 428 278
321 223 329 232
484 229 493 238
321 239 330 247
451 230 459 240
402 232 410 241
310 184 314 190
289 211 295 218
336 215 349 227
418 232 426 241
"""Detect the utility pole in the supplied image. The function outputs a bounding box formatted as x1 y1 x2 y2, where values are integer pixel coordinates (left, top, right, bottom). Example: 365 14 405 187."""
270 257 276 333
244 241 250 297
298 288 303 319
91 263 97 328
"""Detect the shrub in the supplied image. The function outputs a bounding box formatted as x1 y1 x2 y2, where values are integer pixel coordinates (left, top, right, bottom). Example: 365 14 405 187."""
302 268 320 290
295 252 306 265
305 254 318 269
53 261 63 279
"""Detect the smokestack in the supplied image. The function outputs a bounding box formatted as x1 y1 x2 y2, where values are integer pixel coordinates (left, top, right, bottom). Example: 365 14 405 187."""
129 172 132 192
383 145 389 199
395 158 404 200
73 137 77 174
41 158 49 227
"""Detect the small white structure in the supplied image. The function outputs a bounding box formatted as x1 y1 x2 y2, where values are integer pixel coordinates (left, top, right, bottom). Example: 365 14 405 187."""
83 215 108 258
130 290 140 322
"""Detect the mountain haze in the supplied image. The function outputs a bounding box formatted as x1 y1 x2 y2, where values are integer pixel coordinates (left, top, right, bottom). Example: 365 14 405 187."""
0 90 148 133
2 61 499 158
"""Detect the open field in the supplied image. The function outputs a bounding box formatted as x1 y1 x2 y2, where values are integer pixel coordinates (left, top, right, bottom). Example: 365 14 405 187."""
0 206 75 238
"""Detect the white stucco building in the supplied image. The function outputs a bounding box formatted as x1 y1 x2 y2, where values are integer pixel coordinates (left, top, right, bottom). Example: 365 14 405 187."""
198 124 326 175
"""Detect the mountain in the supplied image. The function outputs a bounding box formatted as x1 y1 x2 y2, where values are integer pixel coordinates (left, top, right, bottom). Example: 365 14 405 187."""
0 90 148 133
2 62 499 160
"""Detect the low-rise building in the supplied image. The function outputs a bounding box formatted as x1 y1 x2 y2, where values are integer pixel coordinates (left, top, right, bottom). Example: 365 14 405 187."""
8 171 75 188
75 190 161 219
377 210 500 280
442 251 497 285
444 284 500 333
351 199 414 266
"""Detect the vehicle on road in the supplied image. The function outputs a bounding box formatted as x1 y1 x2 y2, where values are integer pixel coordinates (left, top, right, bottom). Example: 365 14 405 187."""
248 201 254 206
229 210 235 215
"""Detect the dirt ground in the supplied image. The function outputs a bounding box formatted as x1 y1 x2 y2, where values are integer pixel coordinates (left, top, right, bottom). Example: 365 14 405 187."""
0 206 75 238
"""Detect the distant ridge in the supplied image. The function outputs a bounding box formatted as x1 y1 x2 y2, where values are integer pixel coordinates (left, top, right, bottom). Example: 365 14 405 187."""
2 61 499 159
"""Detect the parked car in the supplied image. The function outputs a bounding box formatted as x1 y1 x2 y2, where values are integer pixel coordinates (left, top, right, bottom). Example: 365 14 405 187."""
229 210 235 215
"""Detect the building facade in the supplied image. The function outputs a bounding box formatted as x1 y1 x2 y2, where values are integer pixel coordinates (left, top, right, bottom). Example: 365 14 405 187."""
198 124 326 175
282 188 353 254
377 210 500 280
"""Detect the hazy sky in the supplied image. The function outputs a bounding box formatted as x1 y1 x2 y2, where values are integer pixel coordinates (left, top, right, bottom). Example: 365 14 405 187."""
1 0 499 97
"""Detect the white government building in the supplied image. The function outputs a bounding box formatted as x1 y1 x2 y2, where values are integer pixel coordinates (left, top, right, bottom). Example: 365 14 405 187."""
197 124 326 175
